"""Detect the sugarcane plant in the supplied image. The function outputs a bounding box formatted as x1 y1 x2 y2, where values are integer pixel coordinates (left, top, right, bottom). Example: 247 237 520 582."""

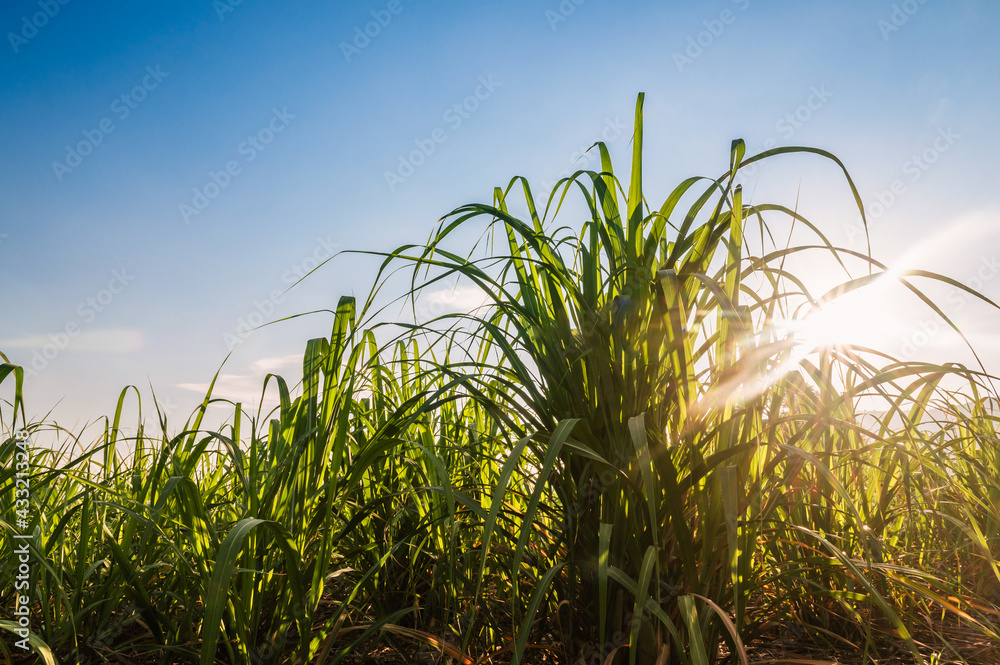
364 92 1000 663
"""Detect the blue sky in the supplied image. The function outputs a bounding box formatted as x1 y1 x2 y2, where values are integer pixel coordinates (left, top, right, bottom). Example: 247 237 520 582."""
2 0 999 433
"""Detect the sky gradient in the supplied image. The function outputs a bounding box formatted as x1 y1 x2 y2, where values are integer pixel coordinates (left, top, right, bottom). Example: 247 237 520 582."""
2 0 999 435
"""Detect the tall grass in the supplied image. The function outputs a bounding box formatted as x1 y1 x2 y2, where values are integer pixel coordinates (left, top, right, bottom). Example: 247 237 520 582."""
2 94 1000 664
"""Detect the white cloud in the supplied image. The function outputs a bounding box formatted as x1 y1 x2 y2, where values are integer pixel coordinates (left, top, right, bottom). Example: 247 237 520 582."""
416 284 491 320
0 327 144 353
251 353 302 373
175 354 303 407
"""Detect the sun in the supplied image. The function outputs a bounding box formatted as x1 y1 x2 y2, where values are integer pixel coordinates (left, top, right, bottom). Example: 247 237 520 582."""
773 280 904 358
